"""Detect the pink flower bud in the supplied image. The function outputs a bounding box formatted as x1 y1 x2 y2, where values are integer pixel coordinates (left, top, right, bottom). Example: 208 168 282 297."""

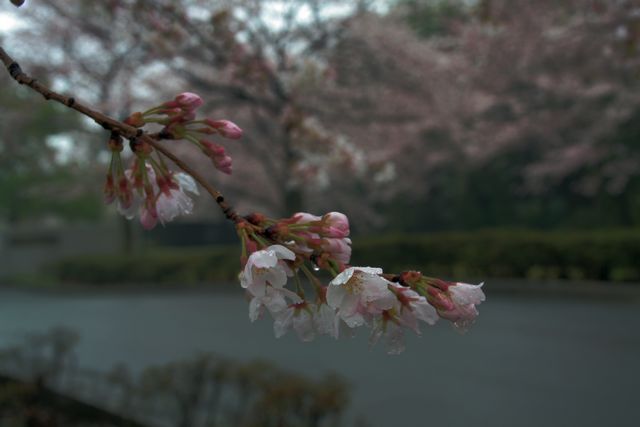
205 119 243 139
424 281 485 330
140 197 158 230
201 140 226 156
169 110 196 124
321 237 352 265
214 154 233 175
293 212 321 224
322 212 350 238
140 207 158 230
164 92 203 110
200 141 233 174
124 112 145 128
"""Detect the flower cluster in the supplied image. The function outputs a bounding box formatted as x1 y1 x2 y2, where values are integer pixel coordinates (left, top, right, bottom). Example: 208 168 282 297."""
100 93 486 354
104 138 199 229
104 92 243 228
124 92 241 175
236 211 485 354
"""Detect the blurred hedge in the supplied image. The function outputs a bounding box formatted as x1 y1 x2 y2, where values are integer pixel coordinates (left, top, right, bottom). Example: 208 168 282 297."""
49 246 240 286
48 229 640 285
351 229 640 282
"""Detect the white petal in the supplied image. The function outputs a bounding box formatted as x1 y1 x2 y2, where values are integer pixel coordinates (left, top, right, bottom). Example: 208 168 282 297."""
249 298 262 322
326 284 346 309
273 308 294 338
385 323 406 355
342 311 365 328
315 304 339 339
175 173 199 195
355 266 383 275
399 309 420 334
279 287 303 304
363 277 396 311
368 320 384 347
412 300 439 326
270 244 296 261
330 268 356 286
239 271 250 289
293 311 315 342
117 199 139 220
251 250 278 269
339 292 361 317
246 280 266 297
263 290 288 314
450 282 485 305
264 268 288 288
329 266 383 286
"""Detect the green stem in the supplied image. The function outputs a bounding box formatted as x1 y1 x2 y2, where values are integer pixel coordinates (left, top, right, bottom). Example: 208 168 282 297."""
294 273 305 298
300 264 323 291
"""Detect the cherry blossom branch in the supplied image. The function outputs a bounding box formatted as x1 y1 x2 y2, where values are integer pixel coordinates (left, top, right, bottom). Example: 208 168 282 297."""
1 13 487 353
0 44 241 224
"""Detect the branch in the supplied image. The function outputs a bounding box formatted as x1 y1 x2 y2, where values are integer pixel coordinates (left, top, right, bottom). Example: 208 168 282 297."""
0 44 241 224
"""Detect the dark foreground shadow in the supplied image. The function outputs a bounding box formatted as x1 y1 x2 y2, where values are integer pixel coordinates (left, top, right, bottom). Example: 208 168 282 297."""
0 327 353 427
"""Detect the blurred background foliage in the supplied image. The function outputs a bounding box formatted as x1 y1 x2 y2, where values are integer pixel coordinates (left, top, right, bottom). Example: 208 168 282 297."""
48 229 640 285
1 0 639 283
0 84 103 222
1 2 639 426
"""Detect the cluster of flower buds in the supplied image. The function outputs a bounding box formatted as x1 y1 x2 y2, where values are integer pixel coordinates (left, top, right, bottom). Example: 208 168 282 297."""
102 93 485 353
236 211 485 354
124 92 241 175
103 93 243 229
104 134 199 230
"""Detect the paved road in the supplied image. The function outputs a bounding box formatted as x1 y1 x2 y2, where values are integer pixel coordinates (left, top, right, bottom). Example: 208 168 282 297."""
0 287 638 426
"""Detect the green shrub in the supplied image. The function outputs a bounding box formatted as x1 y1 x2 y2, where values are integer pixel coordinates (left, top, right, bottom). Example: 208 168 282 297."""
351 229 640 282
47 229 640 285
48 245 240 286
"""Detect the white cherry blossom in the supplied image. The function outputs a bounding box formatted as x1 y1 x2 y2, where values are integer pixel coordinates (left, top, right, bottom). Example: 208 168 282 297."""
156 172 199 224
314 303 340 339
327 267 396 328
450 282 486 306
241 245 296 297
273 302 315 342
369 312 406 355
437 282 485 331
390 283 439 334
241 245 300 321
248 286 302 322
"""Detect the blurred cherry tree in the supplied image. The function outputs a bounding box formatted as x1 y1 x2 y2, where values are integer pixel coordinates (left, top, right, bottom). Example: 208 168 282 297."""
326 0 640 229
3 0 639 230
4 0 396 227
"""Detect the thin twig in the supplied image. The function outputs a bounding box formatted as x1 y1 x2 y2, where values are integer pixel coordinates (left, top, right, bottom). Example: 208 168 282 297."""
0 44 241 224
